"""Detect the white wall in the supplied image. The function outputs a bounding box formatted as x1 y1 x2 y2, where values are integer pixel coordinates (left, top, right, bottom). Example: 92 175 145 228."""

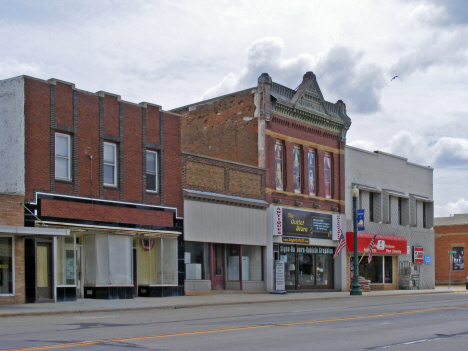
0 76 25 195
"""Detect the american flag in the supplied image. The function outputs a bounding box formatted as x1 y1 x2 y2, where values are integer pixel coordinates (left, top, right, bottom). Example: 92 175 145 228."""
367 235 377 264
333 230 346 259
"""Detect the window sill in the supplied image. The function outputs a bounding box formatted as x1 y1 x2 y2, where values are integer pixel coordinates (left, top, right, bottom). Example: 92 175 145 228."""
103 185 118 190
146 190 160 195
55 178 72 184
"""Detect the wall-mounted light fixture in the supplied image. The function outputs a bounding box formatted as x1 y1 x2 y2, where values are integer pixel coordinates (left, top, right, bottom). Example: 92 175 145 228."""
295 201 302 206
332 206 339 212
273 198 282 204
313 203 321 209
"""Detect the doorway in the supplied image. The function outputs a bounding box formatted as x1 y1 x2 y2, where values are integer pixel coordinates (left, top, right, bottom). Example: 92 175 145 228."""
36 242 53 302
75 245 83 298
212 244 225 290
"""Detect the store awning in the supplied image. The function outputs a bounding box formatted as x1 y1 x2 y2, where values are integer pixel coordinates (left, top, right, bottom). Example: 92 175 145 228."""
346 232 407 255
35 221 181 238
0 225 70 236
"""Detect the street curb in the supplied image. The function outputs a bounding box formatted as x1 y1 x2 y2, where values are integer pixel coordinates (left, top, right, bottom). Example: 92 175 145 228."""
0 289 464 318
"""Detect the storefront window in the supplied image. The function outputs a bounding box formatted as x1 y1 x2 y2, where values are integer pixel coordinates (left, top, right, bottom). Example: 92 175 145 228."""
316 254 333 286
356 256 393 284
0 237 13 295
185 242 211 280
227 244 242 281
138 237 178 286
56 235 76 286
242 245 262 281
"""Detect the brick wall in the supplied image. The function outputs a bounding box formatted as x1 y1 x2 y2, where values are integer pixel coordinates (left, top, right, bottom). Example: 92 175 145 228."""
182 153 265 200
23 77 182 226
434 224 468 284
0 194 26 304
173 90 258 166
265 114 345 212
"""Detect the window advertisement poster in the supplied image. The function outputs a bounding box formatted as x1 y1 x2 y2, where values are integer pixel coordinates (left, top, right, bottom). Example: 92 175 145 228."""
357 209 365 231
275 141 283 191
413 246 424 264
282 208 332 239
453 247 464 271
293 146 301 194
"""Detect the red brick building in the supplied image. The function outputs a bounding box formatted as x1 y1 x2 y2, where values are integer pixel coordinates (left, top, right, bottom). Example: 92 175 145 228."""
173 72 351 292
434 214 468 285
0 75 183 303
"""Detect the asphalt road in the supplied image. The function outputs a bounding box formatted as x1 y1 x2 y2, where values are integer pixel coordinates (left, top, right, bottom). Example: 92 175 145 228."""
1 293 468 350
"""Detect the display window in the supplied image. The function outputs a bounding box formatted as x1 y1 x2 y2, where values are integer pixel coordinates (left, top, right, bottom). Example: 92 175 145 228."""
280 245 334 290
184 242 211 280
56 235 76 286
0 236 13 295
351 255 394 284
138 237 178 286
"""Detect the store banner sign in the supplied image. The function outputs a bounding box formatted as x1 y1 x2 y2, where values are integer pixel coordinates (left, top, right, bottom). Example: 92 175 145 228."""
279 245 334 255
413 246 424 264
357 209 365 231
273 206 283 236
346 233 407 254
282 208 332 239
332 214 343 240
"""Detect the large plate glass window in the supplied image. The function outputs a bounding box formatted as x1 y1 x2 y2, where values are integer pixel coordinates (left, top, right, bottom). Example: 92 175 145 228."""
56 235 76 286
55 133 71 180
103 142 117 186
308 149 315 196
0 236 13 295
275 140 284 191
146 150 158 192
293 145 301 194
184 242 210 280
324 153 332 198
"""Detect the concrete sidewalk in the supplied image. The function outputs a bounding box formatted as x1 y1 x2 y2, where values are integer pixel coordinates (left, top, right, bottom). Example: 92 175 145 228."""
1 286 466 318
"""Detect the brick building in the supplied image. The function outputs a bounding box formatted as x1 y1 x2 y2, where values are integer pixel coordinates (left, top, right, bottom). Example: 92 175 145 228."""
434 214 468 285
0 75 183 303
173 72 350 292
345 146 435 291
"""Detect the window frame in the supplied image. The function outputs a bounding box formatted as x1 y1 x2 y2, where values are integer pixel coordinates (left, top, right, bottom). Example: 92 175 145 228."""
103 142 117 187
0 235 15 296
369 192 374 222
292 145 301 194
308 149 316 196
55 133 72 181
146 150 158 193
324 153 332 199
274 140 284 191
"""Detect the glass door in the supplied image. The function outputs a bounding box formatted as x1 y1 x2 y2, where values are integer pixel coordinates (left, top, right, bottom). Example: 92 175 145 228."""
212 244 225 290
36 242 53 302
297 253 315 289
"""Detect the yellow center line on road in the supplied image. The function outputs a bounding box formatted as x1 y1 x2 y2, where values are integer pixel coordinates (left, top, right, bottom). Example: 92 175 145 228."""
5 304 468 351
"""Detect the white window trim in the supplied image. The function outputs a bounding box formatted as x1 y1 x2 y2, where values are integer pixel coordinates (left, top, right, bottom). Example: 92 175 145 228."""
146 150 158 193
0 235 15 296
103 142 117 187
55 133 71 181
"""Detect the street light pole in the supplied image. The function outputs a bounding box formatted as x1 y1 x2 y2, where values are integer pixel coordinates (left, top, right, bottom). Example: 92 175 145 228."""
350 185 362 296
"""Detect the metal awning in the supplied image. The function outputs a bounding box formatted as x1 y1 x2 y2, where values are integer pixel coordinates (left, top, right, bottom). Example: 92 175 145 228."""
0 225 70 236
35 221 181 238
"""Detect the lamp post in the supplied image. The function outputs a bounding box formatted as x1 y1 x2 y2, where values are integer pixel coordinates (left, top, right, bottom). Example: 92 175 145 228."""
350 185 362 296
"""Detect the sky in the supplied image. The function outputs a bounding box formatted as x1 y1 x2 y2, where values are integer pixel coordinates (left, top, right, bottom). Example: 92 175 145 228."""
1 0 467 218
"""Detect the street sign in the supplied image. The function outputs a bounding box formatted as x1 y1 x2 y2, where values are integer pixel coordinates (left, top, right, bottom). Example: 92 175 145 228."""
448 250 456 254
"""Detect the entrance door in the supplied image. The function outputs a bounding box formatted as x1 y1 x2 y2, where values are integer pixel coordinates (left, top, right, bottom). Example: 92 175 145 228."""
75 246 83 298
297 253 315 289
212 244 225 290
36 242 53 302
133 247 138 296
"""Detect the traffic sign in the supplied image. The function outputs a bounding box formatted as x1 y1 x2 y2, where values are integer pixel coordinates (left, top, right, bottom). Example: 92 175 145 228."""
448 250 456 254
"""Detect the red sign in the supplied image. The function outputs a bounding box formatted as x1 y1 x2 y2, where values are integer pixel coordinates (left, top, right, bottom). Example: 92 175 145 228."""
346 233 407 255
413 246 424 264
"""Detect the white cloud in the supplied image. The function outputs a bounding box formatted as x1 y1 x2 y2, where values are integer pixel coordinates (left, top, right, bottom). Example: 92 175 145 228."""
435 198 468 217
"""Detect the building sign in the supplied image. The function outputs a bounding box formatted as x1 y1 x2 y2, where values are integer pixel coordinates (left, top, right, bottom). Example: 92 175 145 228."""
279 245 334 255
357 209 365 231
453 247 464 271
332 214 343 240
282 208 332 239
424 255 432 265
273 206 283 236
346 233 407 254
275 260 285 291
413 246 424 264
282 237 309 244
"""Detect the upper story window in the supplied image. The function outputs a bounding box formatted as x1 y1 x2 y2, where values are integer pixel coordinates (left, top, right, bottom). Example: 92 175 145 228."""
274 140 284 191
103 142 117 187
369 192 374 222
308 149 315 196
146 150 158 192
293 145 301 194
423 202 427 228
55 133 71 180
324 153 332 198
398 198 402 225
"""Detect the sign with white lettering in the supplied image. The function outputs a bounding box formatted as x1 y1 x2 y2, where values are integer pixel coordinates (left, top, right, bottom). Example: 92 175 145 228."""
413 246 424 264
332 214 343 240
357 209 365 231
275 260 285 291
